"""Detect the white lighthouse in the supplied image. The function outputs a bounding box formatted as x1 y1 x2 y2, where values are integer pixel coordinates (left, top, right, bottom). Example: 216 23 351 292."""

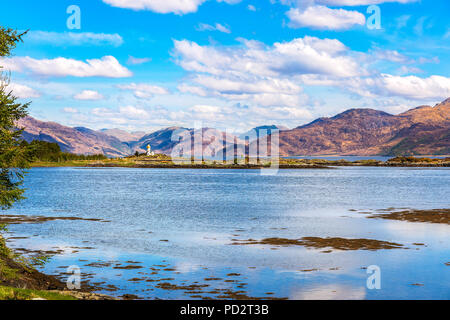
147 144 155 156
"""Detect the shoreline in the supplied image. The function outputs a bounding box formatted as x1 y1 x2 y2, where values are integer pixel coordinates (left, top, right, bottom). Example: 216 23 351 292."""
29 155 450 169
30 162 450 169
0 234 114 300
1 207 449 300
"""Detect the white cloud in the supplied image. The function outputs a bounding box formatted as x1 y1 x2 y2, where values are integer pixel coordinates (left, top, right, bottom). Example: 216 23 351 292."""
0 56 132 78
26 31 124 47
173 36 361 107
287 5 365 30
5 83 41 98
307 0 417 5
377 75 450 100
189 105 222 113
127 56 152 65
91 105 150 120
397 65 423 75
102 0 241 15
63 107 79 113
117 83 170 99
73 90 105 101
372 49 411 63
119 105 150 118
247 5 256 11
196 23 231 34
301 74 450 101
174 36 360 78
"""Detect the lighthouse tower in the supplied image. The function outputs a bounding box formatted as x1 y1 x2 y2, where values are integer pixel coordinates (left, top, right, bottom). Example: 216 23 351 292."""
147 144 155 156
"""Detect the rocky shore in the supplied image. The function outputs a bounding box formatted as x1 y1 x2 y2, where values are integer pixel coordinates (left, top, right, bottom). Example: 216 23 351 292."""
0 234 113 300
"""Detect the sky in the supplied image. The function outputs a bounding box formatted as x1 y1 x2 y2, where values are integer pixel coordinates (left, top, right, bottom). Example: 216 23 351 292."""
0 0 449 134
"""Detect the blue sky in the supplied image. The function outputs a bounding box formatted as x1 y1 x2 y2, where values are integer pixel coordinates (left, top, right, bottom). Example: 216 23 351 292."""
0 0 449 133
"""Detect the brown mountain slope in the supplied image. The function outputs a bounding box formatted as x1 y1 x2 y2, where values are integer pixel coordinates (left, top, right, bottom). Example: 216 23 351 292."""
383 98 450 155
132 127 243 156
100 128 146 143
17 117 132 157
16 98 450 158
273 98 450 156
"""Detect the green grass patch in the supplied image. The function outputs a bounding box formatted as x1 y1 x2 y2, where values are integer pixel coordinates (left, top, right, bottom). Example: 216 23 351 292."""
0 285 77 300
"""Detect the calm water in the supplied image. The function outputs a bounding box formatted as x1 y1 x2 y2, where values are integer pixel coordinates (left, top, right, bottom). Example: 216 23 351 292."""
3 166 450 300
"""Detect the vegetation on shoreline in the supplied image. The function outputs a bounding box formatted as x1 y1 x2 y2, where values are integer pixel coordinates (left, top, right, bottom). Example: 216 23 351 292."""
29 154 450 169
0 286 76 300
0 27 98 300
22 140 107 163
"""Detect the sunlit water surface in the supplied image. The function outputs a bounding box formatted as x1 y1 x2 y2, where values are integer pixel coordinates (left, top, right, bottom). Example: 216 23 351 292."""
3 166 450 300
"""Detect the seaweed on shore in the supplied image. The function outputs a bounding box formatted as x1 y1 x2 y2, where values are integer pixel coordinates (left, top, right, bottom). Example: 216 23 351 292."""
231 237 405 251
366 209 450 225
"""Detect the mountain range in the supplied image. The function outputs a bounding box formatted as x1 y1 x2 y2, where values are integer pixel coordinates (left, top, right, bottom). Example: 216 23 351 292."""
17 98 450 157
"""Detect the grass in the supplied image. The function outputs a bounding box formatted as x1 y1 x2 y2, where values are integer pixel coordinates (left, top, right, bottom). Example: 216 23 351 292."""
0 226 74 300
0 231 20 282
0 285 76 300
29 154 450 168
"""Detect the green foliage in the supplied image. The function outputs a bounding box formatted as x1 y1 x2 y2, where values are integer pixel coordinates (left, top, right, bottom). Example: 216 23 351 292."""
0 27 27 58
387 156 438 163
28 254 52 268
0 285 77 300
22 140 107 162
0 27 29 210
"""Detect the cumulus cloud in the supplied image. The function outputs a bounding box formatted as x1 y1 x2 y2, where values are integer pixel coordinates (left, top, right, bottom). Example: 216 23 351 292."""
73 90 105 101
117 83 170 99
92 105 150 120
0 56 132 78
174 37 360 78
26 31 124 47
377 74 450 100
119 105 150 118
173 36 363 107
287 5 366 30
372 49 411 63
173 32 450 108
63 107 79 113
196 23 231 34
282 0 418 5
189 105 222 113
102 0 241 15
316 0 417 5
127 56 152 65
5 83 41 98
301 73 450 101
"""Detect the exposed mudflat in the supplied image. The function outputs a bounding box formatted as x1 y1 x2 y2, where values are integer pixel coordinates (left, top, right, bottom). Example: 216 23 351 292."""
366 209 450 225
0 215 111 225
231 237 405 251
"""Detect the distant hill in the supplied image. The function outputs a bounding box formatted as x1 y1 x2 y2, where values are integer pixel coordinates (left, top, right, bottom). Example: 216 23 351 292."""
17 117 133 157
100 128 146 143
130 127 187 154
239 125 289 141
265 98 450 156
132 127 243 157
16 98 450 157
